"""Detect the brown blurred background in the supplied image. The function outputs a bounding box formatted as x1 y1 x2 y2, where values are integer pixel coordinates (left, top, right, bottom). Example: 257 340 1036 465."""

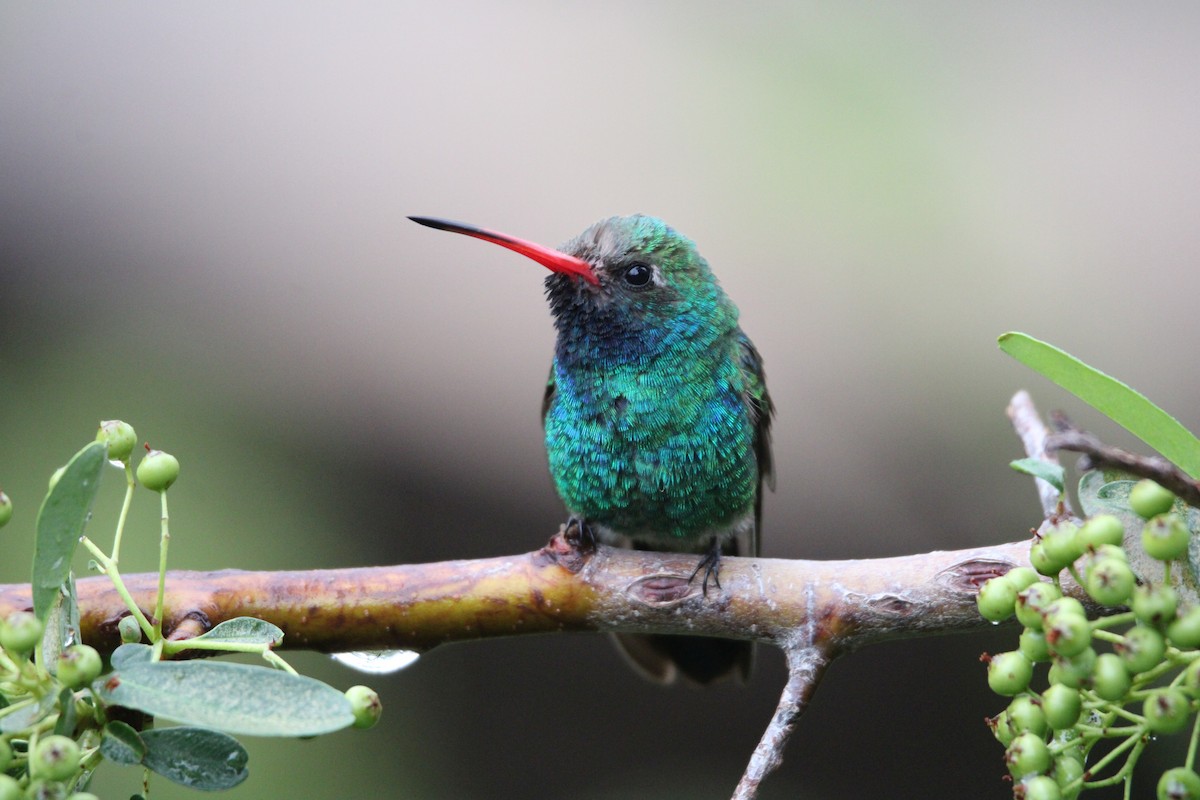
2 3 1199 798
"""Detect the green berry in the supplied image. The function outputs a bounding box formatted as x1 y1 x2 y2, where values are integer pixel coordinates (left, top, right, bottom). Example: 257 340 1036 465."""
117 615 142 644
1006 731 1052 778
1019 775 1062 800
1020 628 1051 662
1030 540 1064 577
1133 583 1179 628
1043 597 1086 619
0 776 19 800
95 420 137 463
1131 479 1176 519
1017 583 1063 631
31 734 80 782
1006 695 1048 737
1118 625 1167 674
1077 514 1125 549
1041 684 1082 730
1049 647 1096 689
1054 754 1085 800
345 685 382 729
1042 521 1083 569
978 577 1019 622
56 644 102 689
988 651 1034 696
1159 767 1200 800
1084 557 1136 607
0 491 11 528
1091 653 1131 701
1143 513 1191 562
0 611 44 655
136 448 180 492
1044 608 1091 658
1144 688 1193 734
1171 607 1200 649
989 710 1016 747
1006 567 1041 591
67 794 102 800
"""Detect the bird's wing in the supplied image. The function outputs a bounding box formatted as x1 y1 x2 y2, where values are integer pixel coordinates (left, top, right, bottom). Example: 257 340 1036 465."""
737 331 775 558
540 364 556 423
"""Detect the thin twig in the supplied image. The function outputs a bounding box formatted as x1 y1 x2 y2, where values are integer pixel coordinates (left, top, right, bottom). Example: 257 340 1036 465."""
1007 390 1073 517
1046 412 1200 508
732 644 830 799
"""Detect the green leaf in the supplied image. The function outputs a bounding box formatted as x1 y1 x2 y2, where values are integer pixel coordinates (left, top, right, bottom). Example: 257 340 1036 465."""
101 720 147 765
33 441 106 620
0 692 57 734
998 332 1200 479
1009 458 1065 493
188 617 283 647
53 687 76 737
142 727 249 790
110 643 154 669
96 659 353 736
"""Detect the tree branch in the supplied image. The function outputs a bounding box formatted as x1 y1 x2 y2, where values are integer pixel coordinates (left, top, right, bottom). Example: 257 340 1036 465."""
1046 412 1200 508
0 536 1036 658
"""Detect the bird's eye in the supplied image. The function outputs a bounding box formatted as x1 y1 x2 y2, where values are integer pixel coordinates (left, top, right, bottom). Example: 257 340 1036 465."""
622 263 653 287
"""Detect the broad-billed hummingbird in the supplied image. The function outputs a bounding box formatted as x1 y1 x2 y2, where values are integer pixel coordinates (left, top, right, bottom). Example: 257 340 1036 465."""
410 214 774 684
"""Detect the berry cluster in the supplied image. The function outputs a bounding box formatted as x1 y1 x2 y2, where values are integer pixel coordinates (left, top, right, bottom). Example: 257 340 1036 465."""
979 480 1200 800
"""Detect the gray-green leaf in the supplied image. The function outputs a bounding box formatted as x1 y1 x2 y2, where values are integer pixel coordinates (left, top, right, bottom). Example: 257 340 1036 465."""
96 659 353 736
188 617 283 647
101 720 147 765
1010 458 1065 493
142 727 249 790
33 441 106 620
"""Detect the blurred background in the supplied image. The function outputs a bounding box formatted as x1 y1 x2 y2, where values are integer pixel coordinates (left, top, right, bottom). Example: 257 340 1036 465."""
2 3 1198 798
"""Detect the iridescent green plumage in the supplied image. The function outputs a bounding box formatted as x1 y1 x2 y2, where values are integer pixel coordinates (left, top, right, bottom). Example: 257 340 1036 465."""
410 213 774 684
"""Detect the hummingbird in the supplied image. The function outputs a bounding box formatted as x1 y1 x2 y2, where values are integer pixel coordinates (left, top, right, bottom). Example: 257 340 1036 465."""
410 214 774 684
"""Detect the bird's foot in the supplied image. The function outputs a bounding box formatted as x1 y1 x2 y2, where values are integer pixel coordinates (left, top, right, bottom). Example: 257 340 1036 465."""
688 539 723 597
564 516 596 553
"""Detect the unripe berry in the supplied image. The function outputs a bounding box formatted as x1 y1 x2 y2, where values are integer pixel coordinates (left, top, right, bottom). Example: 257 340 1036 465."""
1030 540 1063 577
345 685 382 729
1006 732 1052 778
989 710 1016 747
137 448 179 492
1019 775 1062 800
1144 688 1192 734
0 611 44 655
1043 597 1086 619
1019 628 1051 663
978 577 1018 622
0 491 11 528
95 420 137 463
117 615 142 644
1170 607 1200 649
988 651 1034 696
1077 514 1125 549
1041 684 1082 730
1016 583 1062 631
0 776 18 800
1049 647 1097 690
1044 608 1090 658
1006 695 1048 737
1143 513 1191 562
1054 754 1085 800
1005 567 1041 591
1041 521 1083 570
68 794 102 800
1118 625 1167 675
1131 479 1176 519
1133 583 1179 628
1091 653 1131 702
31 734 80 782
1084 557 1136 607
1159 766 1200 800
56 644 103 689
